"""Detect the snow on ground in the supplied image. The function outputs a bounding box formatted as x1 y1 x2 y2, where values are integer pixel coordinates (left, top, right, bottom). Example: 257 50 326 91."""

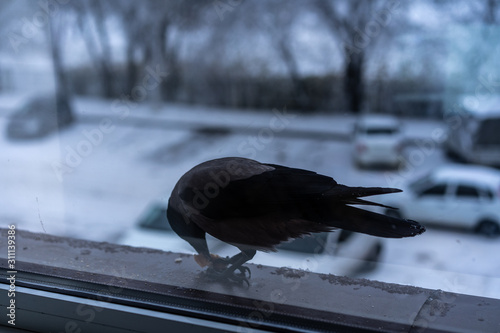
72 96 443 142
365 228 500 299
2 95 499 299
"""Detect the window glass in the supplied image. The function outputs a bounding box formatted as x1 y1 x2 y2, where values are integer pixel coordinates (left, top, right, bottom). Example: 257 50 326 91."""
3 0 500 306
483 188 494 200
455 185 480 199
419 184 447 197
365 128 398 135
476 118 500 146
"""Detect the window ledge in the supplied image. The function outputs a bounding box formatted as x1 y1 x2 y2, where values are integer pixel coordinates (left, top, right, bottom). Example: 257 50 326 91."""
1 228 499 333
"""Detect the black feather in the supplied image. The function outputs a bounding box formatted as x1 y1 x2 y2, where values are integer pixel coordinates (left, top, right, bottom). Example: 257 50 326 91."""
168 157 425 253
323 204 425 238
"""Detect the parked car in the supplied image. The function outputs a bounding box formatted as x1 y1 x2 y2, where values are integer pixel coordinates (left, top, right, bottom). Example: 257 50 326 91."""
6 95 74 139
117 202 229 254
352 115 404 169
247 229 383 276
118 201 383 276
381 164 500 236
445 95 500 167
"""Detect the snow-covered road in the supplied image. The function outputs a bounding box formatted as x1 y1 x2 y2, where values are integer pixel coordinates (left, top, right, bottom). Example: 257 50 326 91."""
2 96 499 299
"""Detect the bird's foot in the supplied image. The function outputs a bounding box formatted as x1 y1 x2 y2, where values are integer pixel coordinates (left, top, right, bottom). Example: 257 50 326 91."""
212 256 232 269
206 265 251 286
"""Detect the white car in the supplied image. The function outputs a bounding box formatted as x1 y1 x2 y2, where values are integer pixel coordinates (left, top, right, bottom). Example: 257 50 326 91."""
118 201 383 276
445 95 500 167
381 165 500 236
352 115 404 168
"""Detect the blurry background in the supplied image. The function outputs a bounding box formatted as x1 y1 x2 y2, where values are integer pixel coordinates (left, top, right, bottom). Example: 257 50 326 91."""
2 0 500 299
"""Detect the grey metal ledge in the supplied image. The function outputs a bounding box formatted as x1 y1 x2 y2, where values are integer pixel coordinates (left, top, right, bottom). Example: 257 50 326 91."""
1 228 499 333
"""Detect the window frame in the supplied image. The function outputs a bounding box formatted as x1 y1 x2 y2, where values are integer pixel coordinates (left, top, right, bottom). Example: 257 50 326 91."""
417 182 449 198
2 228 500 333
454 183 481 200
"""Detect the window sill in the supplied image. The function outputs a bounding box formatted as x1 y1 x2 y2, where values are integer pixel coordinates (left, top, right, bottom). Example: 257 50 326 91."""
1 228 499 333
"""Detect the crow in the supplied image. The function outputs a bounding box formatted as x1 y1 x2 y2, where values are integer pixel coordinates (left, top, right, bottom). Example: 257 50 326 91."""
167 157 425 284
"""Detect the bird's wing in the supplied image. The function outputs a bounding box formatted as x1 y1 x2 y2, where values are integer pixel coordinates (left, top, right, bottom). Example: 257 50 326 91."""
179 162 338 219
323 204 425 238
342 198 398 210
325 184 402 199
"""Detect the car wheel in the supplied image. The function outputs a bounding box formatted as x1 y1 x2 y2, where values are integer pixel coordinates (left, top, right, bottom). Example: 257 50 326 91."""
475 220 500 237
444 147 464 163
358 242 383 274
385 208 402 219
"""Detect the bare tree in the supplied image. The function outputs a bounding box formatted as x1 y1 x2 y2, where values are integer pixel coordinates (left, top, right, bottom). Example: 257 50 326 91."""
265 1 312 111
71 0 115 98
434 0 500 95
88 0 114 98
434 0 500 24
314 0 398 113
115 1 146 95
484 0 500 23
204 0 314 110
112 0 205 101
49 11 73 118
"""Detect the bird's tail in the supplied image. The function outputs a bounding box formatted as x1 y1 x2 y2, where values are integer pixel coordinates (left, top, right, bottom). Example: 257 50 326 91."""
325 185 402 199
325 204 425 238
320 185 425 238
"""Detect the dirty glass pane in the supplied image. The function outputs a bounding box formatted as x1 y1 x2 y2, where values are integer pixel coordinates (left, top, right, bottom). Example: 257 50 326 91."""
2 0 500 305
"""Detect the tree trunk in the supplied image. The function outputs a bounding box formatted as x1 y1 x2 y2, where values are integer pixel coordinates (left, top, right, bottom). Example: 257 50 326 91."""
159 18 173 101
344 51 364 113
76 7 114 99
125 44 138 95
277 36 310 111
92 0 114 98
49 14 73 120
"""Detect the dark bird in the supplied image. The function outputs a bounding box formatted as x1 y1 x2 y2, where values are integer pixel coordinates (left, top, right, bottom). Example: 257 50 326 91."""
167 157 425 284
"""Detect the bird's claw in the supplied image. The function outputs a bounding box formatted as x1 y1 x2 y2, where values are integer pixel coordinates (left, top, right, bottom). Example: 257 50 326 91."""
212 256 232 270
227 266 251 286
234 266 251 280
214 256 231 264
206 265 251 286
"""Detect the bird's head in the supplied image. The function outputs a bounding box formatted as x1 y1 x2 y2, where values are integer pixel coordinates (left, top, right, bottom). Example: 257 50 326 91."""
166 201 211 263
